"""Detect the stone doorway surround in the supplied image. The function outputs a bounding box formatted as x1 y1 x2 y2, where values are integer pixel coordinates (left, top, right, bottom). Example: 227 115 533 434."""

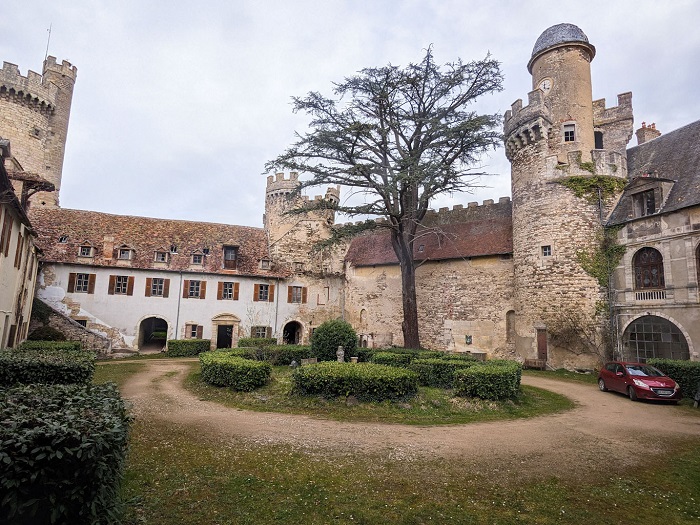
210 313 241 350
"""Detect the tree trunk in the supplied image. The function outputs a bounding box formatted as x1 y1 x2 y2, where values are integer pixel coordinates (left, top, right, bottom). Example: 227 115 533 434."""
391 229 421 349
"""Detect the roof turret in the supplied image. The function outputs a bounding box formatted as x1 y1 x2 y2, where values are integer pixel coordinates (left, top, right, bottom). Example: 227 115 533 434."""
528 23 595 72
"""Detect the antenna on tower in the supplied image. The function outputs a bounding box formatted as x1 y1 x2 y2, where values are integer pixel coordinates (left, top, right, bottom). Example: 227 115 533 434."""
44 23 52 61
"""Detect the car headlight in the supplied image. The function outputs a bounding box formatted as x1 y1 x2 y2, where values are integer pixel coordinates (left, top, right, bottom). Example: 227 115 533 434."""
673 383 680 392
632 379 650 389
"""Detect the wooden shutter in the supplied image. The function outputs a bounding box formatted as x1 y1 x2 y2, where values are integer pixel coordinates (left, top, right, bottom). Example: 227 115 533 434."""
233 282 239 300
253 283 260 301
14 233 23 268
183 280 190 298
302 287 308 304
2 213 13 256
145 277 152 297
265 326 272 338
163 279 170 298
196 325 203 338
268 284 275 302
127 276 134 296
108 275 116 295
67 273 76 293
200 281 206 299
287 286 293 303
217 282 223 300
87 274 96 294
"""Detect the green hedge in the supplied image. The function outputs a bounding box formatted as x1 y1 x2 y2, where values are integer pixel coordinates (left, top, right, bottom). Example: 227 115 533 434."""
0 348 95 386
408 358 477 388
166 339 211 357
18 340 82 351
199 351 272 391
454 360 522 400
311 319 357 361
226 345 313 365
0 383 130 524
291 362 418 401
648 359 700 399
238 337 277 348
370 351 413 368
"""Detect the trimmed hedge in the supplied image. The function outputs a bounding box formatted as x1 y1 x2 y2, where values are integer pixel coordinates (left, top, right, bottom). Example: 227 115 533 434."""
0 383 130 524
291 361 418 401
166 339 211 357
370 351 413 368
18 340 82 351
0 348 95 386
238 337 277 348
354 348 376 362
199 351 272 391
454 360 522 400
648 359 700 398
311 319 357 361
408 358 477 388
226 345 313 365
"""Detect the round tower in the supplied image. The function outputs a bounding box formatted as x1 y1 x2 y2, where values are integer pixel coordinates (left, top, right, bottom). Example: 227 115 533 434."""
0 56 76 208
505 24 629 368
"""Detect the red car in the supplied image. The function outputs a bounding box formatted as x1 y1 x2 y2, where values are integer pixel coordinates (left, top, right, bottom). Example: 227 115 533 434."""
598 362 681 402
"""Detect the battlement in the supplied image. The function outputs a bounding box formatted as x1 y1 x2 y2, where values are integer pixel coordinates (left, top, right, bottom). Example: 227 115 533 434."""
503 89 552 160
544 149 627 180
43 56 78 80
266 172 340 204
0 61 59 109
592 92 632 125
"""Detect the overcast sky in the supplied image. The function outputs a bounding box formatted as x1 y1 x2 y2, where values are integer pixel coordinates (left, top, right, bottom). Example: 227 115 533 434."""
2 1 699 227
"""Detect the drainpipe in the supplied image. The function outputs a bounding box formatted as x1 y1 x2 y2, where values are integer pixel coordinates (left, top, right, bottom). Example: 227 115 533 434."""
175 271 183 340
274 277 280 340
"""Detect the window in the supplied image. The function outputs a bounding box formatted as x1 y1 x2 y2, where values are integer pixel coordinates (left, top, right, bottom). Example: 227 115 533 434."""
0 209 13 257
182 279 206 299
223 246 238 269
633 247 665 289
288 285 307 304
218 281 239 300
594 131 604 149
563 123 575 142
145 277 170 297
154 251 168 263
192 253 204 265
79 245 93 257
251 326 271 338
58 235 68 243
541 245 552 257
293 261 304 272
260 259 271 270
189 280 200 297
633 189 656 217
115 276 129 294
118 248 132 260
253 283 275 302
76 319 87 327
108 275 134 295
74 273 92 293
185 323 203 339
170 244 178 254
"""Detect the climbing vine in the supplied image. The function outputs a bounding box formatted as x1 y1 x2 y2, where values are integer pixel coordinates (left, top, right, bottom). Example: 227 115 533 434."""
575 226 626 288
557 175 627 204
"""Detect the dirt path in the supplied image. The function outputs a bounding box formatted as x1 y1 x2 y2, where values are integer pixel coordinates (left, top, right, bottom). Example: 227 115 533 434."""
120 359 700 478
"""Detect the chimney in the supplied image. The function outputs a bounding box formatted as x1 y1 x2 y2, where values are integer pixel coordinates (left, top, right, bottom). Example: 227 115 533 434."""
635 122 661 145
103 236 114 260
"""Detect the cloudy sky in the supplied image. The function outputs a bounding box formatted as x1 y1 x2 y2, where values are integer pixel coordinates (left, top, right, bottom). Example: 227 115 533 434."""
2 1 699 227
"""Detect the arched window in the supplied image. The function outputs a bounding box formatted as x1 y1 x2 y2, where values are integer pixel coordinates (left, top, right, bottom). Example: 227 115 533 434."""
623 315 689 361
633 247 665 289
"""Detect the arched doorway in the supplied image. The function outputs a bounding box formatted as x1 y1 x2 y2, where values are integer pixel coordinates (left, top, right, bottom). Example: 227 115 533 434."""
283 321 303 345
622 315 690 361
139 317 168 352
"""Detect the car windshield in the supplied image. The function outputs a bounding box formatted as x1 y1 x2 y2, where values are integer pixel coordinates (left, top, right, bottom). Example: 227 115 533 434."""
625 365 664 377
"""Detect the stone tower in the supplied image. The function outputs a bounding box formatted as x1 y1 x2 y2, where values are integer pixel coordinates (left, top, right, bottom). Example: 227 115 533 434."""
504 24 633 368
0 56 77 208
263 172 340 270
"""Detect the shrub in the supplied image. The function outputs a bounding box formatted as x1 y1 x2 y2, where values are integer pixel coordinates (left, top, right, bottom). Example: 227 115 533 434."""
354 347 376 362
454 360 522 400
292 361 418 401
238 337 277 348
26 326 66 341
648 359 700 398
18 340 82 351
408 358 477 388
310 319 357 361
0 383 130 524
166 339 210 357
199 351 272 391
370 351 413 368
0 348 95 386
256 345 312 365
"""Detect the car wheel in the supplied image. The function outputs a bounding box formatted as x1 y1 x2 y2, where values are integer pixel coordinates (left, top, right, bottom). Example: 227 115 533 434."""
628 386 638 401
598 378 608 392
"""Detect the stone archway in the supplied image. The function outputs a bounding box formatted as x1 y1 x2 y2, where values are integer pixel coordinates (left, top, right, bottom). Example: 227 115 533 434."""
138 316 168 352
283 321 303 345
622 315 690 361
211 313 241 350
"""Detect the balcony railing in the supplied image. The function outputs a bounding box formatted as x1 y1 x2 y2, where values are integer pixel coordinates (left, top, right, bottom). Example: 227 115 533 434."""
635 289 667 301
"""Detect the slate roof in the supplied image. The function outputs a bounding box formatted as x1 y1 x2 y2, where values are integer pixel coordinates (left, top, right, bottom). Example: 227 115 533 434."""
608 119 700 225
345 202 513 267
30 207 286 278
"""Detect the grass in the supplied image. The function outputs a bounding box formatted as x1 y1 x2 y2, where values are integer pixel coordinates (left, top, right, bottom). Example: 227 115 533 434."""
94 361 145 387
184 363 574 425
524 368 599 384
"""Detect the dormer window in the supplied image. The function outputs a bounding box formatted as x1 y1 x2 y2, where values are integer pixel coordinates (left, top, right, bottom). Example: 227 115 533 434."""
170 245 178 254
293 261 304 272
563 123 575 142
192 253 204 265
223 246 238 270
58 235 68 243
260 259 271 270
154 251 168 263
118 248 133 260
79 245 93 257
633 189 656 217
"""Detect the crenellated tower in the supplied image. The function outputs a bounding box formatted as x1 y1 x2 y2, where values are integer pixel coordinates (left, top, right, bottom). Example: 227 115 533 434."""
0 56 77 208
505 24 634 368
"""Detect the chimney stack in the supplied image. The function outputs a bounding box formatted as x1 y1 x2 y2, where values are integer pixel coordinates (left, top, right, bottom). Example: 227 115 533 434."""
636 122 661 145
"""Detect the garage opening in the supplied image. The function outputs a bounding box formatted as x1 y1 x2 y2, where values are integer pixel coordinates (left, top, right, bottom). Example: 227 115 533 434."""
139 317 168 352
623 315 689 361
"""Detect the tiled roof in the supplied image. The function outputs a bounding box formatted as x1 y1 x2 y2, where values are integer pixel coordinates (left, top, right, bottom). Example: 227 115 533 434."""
608 120 700 225
30 208 286 278
345 202 513 266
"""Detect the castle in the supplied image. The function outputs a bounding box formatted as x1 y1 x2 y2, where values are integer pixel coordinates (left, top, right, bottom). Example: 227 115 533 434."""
0 24 697 368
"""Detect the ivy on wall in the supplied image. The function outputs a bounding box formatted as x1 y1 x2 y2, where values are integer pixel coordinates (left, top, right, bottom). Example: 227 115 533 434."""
557 175 627 204
575 226 626 288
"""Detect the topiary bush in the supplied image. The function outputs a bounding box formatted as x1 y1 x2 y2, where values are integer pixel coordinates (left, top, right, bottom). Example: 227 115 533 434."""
408 358 477 388
166 339 211 357
454 360 522 400
26 326 66 341
291 361 418 401
648 359 700 398
311 319 357 361
0 348 95 386
0 383 130 524
199 351 272 391
237 337 277 348
370 351 413 368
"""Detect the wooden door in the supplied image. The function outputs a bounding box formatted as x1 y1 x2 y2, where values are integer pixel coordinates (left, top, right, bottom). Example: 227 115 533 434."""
537 329 548 361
